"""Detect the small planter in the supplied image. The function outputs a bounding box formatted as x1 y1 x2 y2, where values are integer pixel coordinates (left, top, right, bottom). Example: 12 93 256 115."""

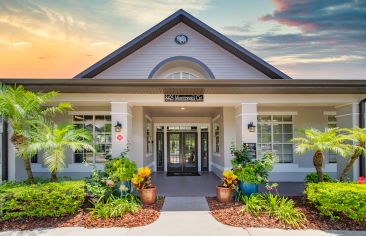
114 181 132 197
216 186 233 203
139 186 157 205
238 181 259 196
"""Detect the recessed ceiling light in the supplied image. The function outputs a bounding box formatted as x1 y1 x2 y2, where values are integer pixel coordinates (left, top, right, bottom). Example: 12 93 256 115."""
180 107 185 110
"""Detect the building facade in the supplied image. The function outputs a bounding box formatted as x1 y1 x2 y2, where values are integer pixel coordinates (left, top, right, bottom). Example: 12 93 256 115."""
1 10 366 182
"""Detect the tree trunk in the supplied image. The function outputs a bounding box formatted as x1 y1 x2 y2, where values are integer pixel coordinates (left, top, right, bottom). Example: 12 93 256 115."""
23 158 34 184
50 171 57 182
340 141 365 181
313 150 324 182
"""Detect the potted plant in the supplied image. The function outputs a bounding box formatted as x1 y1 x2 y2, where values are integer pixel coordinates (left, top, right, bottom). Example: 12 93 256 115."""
216 170 237 203
234 152 277 196
104 154 137 197
132 166 156 205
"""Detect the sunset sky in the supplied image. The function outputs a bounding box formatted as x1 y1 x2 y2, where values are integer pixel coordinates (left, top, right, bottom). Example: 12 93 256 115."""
0 0 365 79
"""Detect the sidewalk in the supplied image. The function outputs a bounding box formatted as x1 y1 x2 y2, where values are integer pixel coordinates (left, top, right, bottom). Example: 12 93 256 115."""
1 197 365 236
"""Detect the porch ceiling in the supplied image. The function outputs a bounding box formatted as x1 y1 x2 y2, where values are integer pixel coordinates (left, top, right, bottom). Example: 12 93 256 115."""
145 106 221 117
1 79 366 94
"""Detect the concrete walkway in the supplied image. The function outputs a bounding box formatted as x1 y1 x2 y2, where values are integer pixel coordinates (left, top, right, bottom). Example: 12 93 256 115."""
1 197 366 236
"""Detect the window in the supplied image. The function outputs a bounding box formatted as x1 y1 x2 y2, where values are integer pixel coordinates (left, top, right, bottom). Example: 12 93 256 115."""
166 72 198 80
30 154 38 164
146 119 153 153
213 123 220 153
257 115 294 163
326 114 337 163
73 115 111 163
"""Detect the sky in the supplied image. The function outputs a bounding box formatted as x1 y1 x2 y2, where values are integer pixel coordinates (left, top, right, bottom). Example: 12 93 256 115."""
0 0 365 79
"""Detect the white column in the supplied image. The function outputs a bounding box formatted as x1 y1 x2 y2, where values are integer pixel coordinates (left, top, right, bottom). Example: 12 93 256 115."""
235 103 258 145
336 103 360 180
110 102 131 158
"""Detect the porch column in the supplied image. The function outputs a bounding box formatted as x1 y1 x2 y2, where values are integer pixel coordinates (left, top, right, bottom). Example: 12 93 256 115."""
336 103 360 180
235 103 258 146
111 102 132 158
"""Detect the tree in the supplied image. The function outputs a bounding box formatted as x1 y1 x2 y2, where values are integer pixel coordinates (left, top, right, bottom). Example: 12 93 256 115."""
0 84 72 182
23 121 95 181
340 127 366 181
292 128 350 182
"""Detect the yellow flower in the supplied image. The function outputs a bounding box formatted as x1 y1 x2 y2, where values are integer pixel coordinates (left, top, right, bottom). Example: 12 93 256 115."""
138 166 151 178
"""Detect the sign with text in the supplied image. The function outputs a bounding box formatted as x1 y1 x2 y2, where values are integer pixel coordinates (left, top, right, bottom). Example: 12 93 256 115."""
164 94 204 102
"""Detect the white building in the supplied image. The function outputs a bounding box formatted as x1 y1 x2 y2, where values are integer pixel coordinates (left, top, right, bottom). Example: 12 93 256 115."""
1 10 366 182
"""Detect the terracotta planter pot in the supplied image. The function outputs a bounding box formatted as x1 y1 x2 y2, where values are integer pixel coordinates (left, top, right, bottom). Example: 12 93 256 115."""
216 186 233 203
139 186 157 205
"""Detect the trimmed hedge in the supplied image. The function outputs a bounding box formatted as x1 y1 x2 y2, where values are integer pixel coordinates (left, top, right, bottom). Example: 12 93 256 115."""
305 182 366 221
0 180 85 220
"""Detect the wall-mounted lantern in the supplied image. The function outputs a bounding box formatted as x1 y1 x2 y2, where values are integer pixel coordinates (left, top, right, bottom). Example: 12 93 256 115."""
114 121 122 132
247 122 256 132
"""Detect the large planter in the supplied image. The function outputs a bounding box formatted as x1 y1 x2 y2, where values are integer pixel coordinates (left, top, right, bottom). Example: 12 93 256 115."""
114 180 132 197
238 181 259 196
216 186 233 203
140 186 157 205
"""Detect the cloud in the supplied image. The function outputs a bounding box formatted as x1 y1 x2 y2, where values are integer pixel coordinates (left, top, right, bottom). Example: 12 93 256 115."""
113 0 211 25
12 41 31 47
267 55 364 65
91 42 108 47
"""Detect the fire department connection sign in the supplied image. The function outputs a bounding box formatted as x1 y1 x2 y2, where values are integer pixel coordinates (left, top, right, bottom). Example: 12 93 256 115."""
116 134 124 142
164 94 204 102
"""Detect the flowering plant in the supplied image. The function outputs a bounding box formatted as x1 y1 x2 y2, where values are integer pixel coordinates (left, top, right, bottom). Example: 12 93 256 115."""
131 167 153 190
357 176 366 184
221 170 238 189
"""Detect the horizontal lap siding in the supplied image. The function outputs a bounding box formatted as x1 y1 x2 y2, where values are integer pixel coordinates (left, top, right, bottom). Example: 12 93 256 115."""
95 23 270 80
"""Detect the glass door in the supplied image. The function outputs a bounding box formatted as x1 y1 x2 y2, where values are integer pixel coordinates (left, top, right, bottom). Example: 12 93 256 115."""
201 131 209 171
167 132 182 172
182 132 198 172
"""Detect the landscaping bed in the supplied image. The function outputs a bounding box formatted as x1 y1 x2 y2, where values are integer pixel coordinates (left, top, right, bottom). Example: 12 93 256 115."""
206 196 366 230
0 197 164 231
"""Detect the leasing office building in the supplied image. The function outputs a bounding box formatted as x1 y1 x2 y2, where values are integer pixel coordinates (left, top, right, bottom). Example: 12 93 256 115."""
1 10 366 182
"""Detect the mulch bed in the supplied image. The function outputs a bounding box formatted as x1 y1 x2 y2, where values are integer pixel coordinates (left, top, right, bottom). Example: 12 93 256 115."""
206 196 366 230
0 197 164 231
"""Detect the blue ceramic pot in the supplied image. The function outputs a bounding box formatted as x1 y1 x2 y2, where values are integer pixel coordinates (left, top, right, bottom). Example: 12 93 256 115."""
114 181 132 197
238 181 259 196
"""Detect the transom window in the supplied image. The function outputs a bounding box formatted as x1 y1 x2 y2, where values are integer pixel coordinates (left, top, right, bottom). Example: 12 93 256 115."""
257 115 294 163
166 72 198 80
73 115 112 163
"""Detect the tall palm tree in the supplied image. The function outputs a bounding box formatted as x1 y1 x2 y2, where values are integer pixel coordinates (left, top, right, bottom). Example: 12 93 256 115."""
0 84 72 182
292 128 350 182
23 121 95 181
340 128 366 181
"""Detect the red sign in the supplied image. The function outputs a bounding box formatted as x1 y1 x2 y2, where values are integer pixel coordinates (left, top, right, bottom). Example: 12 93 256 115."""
116 134 123 142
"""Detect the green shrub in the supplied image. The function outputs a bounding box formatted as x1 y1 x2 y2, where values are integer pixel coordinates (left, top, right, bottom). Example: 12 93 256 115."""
240 193 305 228
104 156 137 182
304 172 335 183
0 180 85 220
91 194 141 219
230 144 250 167
85 168 115 201
305 182 366 221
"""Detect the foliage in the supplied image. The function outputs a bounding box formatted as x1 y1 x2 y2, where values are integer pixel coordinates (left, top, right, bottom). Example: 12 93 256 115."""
292 128 351 182
131 167 153 190
234 152 277 184
85 167 115 202
0 181 85 220
21 121 95 181
304 173 335 183
240 193 306 228
230 144 250 167
221 170 238 189
91 194 141 219
305 182 366 221
105 155 137 182
0 84 72 182
358 176 366 184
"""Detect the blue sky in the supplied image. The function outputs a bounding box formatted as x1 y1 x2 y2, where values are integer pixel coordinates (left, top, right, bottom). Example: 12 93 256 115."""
0 0 365 79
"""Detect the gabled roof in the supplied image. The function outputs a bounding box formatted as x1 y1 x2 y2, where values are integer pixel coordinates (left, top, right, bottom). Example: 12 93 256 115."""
75 9 292 80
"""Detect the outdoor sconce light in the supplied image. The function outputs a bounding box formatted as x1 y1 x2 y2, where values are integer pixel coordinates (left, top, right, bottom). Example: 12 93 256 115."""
114 121 122 132
247 122 256 132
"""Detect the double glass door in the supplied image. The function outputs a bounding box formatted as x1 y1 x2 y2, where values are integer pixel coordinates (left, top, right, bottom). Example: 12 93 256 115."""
167 132 198 172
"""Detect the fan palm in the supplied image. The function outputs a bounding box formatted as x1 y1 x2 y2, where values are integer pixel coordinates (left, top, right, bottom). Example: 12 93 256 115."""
0 84 72 182
22 120 95 181
291 128 351 182
340 128 366 181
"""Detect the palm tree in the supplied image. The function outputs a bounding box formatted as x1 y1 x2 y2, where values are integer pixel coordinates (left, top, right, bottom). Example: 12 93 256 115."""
0 84 72 182
291 128 350 182
340 128 366 181
23 121 95 181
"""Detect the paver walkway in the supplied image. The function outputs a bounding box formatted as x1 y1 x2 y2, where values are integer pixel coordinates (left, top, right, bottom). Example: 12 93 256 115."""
1 197 366 236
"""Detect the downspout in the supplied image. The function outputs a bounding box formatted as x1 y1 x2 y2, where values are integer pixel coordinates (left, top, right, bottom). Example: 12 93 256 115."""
359 98 366 177
1 120 8 181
